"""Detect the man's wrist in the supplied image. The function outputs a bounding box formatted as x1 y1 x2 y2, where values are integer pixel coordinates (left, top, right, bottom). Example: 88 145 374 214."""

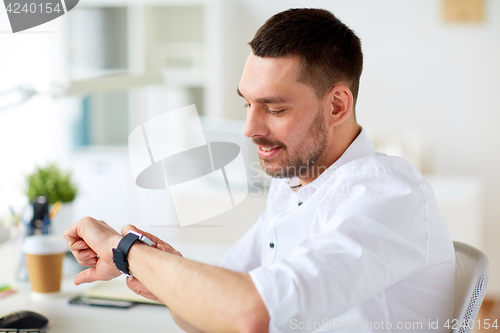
111 235 122 251
112 231 155 277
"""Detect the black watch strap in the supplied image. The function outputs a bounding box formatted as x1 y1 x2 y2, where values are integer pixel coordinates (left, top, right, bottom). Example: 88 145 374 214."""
112 233 140 277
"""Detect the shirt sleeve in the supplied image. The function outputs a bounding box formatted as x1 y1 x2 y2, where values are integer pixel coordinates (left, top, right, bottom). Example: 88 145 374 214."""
216 214 266 272
249 169 430 331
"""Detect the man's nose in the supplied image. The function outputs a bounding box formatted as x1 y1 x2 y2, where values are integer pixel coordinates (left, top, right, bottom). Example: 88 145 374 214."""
244 106 269 138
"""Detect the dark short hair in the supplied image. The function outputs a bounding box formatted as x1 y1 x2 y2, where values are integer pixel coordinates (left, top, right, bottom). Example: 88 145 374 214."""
249 8 363 105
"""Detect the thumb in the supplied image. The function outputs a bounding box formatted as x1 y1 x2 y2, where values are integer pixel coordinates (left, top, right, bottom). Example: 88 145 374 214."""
121 224 160 247
74 267 98 285
121 224 138 236
121 225 181 256
158 243 183 257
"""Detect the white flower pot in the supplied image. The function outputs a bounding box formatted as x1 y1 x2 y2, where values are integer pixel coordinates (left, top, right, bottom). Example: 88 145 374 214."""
51 202 75 239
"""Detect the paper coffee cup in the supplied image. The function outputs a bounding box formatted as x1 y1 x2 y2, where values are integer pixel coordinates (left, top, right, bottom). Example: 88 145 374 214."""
23 235 67 293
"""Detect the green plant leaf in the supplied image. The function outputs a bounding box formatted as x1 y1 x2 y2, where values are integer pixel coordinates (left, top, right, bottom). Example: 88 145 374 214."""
25 163 78 204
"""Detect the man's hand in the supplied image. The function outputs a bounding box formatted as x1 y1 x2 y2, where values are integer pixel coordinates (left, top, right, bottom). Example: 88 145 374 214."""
121 225 183 303
64 216 123 285
121 225 206 333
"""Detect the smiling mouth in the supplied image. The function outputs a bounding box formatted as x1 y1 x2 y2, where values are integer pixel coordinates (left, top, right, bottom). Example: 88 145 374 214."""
260 146 279 152
257 145 283 159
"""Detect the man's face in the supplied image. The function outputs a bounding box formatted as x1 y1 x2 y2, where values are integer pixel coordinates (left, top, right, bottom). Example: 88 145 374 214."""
238 54 329 179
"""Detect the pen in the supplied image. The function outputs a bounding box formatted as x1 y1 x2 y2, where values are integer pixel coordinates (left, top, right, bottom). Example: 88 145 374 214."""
49 201 62 220
8 205 20 227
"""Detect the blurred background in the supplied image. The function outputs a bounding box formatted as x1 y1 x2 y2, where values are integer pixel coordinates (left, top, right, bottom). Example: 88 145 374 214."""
0 0 498 319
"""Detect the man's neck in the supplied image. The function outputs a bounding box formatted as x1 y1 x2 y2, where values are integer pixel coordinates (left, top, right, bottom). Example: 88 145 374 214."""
298 123 361 186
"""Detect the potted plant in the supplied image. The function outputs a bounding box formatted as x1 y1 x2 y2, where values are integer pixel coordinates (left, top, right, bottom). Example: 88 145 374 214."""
24 163 78 237
25 163 78 204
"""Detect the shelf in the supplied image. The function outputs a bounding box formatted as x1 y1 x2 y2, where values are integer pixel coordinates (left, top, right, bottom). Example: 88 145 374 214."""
78 0 208 7
65 2 221 147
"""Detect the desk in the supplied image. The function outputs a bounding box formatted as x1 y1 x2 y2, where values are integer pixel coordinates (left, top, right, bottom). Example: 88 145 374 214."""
0 279 185 333
0 240 233 333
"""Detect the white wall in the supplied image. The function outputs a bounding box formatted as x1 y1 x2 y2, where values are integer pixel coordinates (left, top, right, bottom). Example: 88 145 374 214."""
0 10 71 217
218 0 500 293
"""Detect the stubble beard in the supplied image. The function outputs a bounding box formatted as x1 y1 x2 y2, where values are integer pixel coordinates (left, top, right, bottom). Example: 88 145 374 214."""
253 108 328 179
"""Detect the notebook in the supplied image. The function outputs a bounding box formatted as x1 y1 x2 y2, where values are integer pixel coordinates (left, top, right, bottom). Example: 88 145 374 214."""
83 278 163 305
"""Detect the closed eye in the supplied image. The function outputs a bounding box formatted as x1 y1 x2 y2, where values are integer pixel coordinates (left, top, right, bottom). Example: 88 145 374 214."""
243 102 286 115
266 108 286 115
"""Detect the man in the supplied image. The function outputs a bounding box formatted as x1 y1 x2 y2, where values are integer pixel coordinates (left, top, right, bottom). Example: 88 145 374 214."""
65 8 455 333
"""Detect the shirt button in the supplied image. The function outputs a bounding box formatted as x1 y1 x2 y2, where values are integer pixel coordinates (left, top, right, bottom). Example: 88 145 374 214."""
269 242 275 249
298 201 303 206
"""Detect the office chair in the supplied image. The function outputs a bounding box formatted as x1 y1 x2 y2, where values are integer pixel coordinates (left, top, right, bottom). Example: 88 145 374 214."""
452 241 490 333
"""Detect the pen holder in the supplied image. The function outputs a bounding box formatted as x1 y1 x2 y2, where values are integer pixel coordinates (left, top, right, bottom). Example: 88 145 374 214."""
28 196 51 236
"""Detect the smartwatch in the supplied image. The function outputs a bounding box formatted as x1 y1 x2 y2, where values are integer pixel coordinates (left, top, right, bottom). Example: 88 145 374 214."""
112 230 155 277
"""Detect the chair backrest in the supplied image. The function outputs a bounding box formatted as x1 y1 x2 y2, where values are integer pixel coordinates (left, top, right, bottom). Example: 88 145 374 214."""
452 241 490 333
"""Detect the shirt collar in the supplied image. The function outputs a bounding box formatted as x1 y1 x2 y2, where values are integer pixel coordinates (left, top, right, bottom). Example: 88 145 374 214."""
289 127 376 196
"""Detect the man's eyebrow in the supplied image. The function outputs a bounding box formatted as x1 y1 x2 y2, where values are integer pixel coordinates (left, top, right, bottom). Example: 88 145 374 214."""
236 87 290 104
255 96 290 104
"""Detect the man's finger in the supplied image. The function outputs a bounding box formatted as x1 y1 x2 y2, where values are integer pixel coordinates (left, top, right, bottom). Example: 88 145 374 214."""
121 225 183 257
126 276 144 290
121 225 162 247
69 239 91 251
74 248 96 261
74 267 98 285
83 258 97 268
71 250 98 268
158 243 183 257
157 243 178 256
126 277 161 303
63 222 80 248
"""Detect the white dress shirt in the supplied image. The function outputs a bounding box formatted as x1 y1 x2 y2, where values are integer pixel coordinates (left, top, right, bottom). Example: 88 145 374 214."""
218 129 455 332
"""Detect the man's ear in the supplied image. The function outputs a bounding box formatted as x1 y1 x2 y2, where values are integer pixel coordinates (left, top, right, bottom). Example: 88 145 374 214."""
325 84 354 127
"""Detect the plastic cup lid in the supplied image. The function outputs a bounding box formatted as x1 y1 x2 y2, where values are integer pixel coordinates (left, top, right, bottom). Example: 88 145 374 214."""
23 235 68 255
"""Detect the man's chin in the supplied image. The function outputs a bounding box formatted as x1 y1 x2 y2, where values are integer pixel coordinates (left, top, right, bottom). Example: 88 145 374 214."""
261 160 319 179
261 163 290 179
